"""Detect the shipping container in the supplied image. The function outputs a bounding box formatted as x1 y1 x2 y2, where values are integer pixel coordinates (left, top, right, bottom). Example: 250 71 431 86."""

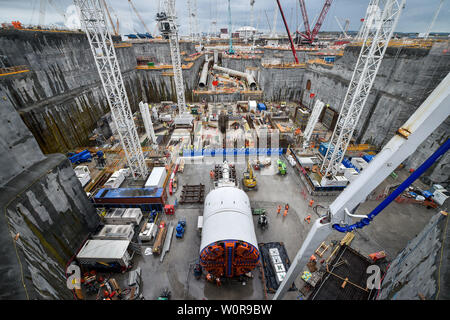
93 187 167 212
76 239 131 270
103 208 143 225
92 224 135 241
145 167 167 189
103 170 125 189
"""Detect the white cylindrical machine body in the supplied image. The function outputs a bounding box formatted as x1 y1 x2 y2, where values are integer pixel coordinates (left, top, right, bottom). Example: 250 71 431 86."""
199 57 213 88
212 64 257 90
199 186 259 277
201 186 257 249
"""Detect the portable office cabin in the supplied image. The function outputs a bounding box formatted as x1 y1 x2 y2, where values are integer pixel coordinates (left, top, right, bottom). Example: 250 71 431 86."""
103 208 143 225
103 170 125 189
76 239 132 270
74 165 91 187
92 224 135 241
145 167 167 189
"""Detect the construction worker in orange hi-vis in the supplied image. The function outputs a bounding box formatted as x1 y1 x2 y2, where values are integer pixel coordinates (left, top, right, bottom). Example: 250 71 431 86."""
305 215 311 224
309 199 314 207
210 170 214 179
277 205 281 215
283 204 289 217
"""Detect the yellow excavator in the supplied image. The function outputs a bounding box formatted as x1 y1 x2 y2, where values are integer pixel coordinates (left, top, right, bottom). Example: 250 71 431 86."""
242 160 257 191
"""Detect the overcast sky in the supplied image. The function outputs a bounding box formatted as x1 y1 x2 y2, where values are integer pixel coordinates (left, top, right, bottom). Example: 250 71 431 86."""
0 0 449 35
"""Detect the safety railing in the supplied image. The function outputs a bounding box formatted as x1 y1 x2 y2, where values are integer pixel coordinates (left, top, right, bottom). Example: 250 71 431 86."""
181 147 285 157
0 65 29 76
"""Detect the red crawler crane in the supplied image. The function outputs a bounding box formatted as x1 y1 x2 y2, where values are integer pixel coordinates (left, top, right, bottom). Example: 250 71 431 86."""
276 0 299 64
297 0 333 44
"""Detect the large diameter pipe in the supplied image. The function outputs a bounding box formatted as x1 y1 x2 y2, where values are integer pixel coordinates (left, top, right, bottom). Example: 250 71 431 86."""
199 56 213 89
212 64 257 90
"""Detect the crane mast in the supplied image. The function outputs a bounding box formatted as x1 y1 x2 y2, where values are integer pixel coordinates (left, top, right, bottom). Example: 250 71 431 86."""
356 0 381 40
102 0 118 36
74 0 148 179
39 0 46 26
270 4 278 38
320 0 406 185
335 16 349 38
227 0 235 54
298 0 333 44
187 0 194 41
128 0 151 35
344 19 350 34
424 0 444 39
249 0 255 45
310 0 333 41
157 0 192 125
298 0 310 39
276 0 299 63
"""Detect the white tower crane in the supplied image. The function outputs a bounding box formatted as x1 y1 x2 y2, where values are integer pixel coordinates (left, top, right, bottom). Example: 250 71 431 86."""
39 0 46 26
356 0 381 40
187 0 194 41
424 0 445 39
157 0 193 126
335 16 349 39
270 5 278 38
74 0 148 179
320 0 406 186
248 0 255 44
274 67 450 300
193 0 202 47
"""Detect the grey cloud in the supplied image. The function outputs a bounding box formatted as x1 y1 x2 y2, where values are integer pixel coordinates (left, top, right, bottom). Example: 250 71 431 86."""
0 0 448 35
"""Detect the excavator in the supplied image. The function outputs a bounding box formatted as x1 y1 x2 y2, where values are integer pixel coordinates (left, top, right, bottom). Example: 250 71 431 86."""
242 160 257 191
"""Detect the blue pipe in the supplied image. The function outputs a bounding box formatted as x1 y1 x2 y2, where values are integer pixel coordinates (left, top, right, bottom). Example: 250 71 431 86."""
333 138 450 233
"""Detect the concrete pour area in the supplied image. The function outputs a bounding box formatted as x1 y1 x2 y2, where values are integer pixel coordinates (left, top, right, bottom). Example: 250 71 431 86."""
116 155 436 300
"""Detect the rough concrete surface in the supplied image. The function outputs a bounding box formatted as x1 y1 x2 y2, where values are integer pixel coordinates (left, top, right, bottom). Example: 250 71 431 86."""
0 154 99 299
